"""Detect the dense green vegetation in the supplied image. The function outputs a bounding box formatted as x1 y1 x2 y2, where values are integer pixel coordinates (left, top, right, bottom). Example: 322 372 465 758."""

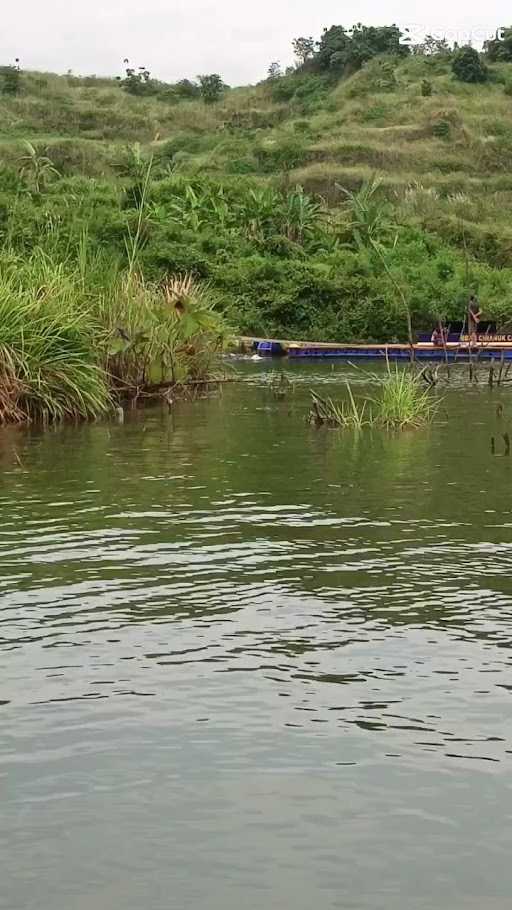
2 21 512 415
0 248 230 423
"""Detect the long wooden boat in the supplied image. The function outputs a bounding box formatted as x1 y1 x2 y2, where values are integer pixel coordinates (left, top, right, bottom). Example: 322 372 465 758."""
240 335 512 362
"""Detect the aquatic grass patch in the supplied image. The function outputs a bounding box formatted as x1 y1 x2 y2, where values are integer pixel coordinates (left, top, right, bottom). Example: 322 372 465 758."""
309 385 373 429
376 367 439 429
309 367 439 432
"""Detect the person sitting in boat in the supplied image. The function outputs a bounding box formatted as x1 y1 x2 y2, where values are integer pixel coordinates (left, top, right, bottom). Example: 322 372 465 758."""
468 295 482 335
431 326 447 347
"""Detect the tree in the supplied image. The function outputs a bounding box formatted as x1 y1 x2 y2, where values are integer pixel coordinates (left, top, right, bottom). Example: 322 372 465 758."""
174 78 200 99
198 74 226 104
485 27 512 62
267 61 282 81
292 37 315 66
118 59 156 96
17 141 60 193
452 46 488 84
316 26 350 70
348 24 409 69
413 35 452 56
316 23 409 73
0 59 21 96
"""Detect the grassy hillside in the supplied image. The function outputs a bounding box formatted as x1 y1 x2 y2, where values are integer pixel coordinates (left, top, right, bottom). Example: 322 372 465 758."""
2 47 512 342
3 57 512 230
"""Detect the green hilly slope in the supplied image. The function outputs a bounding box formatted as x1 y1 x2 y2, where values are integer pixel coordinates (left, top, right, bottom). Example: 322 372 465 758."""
2 42 512 341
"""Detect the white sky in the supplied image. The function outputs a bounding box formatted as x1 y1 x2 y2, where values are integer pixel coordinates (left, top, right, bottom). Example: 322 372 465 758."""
1 1 509 84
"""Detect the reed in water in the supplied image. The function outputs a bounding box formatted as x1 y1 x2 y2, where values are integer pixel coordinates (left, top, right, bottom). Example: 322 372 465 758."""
378 367 439 429
309 366 439 431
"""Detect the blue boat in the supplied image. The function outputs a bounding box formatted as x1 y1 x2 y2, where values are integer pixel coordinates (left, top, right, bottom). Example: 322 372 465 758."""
287 344 512 362
246 328 512 362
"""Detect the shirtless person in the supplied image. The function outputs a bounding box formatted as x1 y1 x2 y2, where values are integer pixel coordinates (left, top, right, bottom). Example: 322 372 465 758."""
468 295 482 336
431 326 444 346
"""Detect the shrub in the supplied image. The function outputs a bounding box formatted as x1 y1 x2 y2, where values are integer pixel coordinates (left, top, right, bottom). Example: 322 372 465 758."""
485 27 512 62
225 158 257 175
174 79 201 100
314 23 409 73
269 73 332 110
346 57 398 96
254 136 308 173
0 63 21 96
452 47 488 84
432 119 451 139
293 119 311 134
198 74 227 105
359 103 390 124
119 64 158 97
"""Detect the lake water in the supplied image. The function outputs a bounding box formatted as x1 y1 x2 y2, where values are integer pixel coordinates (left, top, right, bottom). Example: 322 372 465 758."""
2 362 512 910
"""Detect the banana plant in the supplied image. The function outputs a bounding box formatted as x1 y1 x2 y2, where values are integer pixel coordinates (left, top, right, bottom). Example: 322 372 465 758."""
17 141 60 194
282 186 326 244
238 187 282 243
336 176 396 248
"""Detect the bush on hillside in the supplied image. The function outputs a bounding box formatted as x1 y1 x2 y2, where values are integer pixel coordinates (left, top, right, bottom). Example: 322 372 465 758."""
254 136 308 173
119 64 158 97
413 35 452 58
174 79 201 99
198 74 227 104
268 73 333 112
314 23 409 74
452 47 489 84
0 63 21 96
485 27 512 62
344 58 399 97
432 119 452 139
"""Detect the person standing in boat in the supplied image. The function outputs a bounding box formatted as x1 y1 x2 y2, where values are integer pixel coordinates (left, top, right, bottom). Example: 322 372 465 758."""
468 295 482 336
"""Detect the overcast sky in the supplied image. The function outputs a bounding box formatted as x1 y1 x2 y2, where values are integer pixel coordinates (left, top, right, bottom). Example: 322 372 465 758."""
2 1 510 84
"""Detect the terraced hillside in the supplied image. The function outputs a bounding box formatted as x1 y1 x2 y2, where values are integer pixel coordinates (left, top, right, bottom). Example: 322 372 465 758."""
2 57 512 233
2 49 512 341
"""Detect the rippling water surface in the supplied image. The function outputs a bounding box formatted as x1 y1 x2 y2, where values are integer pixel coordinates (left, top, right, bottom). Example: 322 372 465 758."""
2 362 512 910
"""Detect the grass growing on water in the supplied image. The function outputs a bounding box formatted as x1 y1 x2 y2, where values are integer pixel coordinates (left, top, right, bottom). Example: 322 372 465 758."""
309 367 439 431
309 385 373 429
377 367 439 429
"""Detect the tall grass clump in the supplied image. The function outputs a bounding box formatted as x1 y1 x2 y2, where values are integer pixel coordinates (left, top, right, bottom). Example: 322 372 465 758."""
309 385 373 428
309 367 438 432
0 244 231 424
377 367 439 429
98 271 231 391
0 276 110 423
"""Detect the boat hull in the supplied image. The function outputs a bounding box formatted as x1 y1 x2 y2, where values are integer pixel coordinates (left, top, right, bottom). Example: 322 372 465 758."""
287 345 512 362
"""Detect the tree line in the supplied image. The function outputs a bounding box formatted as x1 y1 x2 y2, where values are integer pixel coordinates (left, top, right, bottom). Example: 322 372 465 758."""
4 23 512 101
287 22 512 84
